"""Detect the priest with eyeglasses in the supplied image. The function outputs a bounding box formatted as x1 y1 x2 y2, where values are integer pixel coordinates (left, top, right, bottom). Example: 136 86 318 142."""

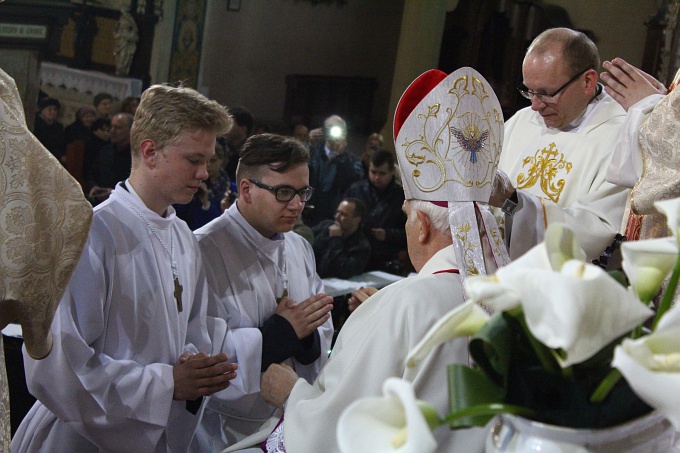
489 27 629 264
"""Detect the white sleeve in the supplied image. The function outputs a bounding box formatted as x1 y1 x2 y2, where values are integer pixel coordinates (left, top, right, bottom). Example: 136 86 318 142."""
606 94 665 187
510 181 628 262
23 238 177 453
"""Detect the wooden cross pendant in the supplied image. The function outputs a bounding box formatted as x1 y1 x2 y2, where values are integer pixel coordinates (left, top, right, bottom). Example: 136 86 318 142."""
275 289 288 305
174 277 183 312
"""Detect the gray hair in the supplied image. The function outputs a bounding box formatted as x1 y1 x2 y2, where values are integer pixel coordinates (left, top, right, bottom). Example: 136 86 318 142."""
407 200 450 236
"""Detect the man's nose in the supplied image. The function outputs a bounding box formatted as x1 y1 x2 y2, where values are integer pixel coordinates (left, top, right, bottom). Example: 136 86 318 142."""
530 95 547 111
196 163 209 180
287 194 303 209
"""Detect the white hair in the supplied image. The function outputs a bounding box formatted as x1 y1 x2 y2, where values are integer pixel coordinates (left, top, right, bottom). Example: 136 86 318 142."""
407 200 450 236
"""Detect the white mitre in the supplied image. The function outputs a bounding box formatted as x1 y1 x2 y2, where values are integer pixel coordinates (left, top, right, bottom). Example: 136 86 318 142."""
393 67 510 277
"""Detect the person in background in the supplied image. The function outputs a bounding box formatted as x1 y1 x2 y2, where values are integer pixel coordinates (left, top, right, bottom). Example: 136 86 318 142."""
193 133 334 450
359 132 383 175
225 105 254 182
175 140 230 230
82 117 111 193
119 96 140 115
345 149 407 272
64 105 97 186
33 97 66 162
64 105 96 145
11 83 238 453
293 216 314 245
312 198 371 279
292 122 310 145
93 92 113 119
306 114 364 227
87 112 133 204
254 123 272 135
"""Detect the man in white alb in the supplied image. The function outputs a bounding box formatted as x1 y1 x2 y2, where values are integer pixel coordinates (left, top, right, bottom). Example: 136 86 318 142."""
11 85 238 453
490 28 629 262
193 133 334 450
243 67 510 453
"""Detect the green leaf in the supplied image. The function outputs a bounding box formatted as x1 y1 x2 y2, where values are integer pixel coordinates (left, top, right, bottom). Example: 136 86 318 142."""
447 364 504 428
607 269 629 288
468 313 514 386
505 309 561 374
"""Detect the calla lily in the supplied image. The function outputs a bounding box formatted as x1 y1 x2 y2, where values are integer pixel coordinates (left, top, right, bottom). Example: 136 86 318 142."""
621 237 679 303
463 223 585 313
337 377 439 453
502 222 585 273
542 221 587 270
613 304 680 430
466 256 654 367
406 301 489 368
523 260 653 366
655 198 680 242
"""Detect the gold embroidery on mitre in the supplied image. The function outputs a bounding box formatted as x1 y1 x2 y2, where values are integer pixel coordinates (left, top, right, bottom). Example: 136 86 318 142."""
399 75 501 195
455 221 480 276
515 142 572 203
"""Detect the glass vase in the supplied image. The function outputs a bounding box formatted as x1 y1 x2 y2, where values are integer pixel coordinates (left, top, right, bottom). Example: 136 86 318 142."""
485 410 677 453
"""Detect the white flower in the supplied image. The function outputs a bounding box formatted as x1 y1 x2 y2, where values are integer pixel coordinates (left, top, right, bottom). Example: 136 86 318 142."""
621 237 678 302
406 301 489 368
337 377 438 453
463 222 584 311
655 198 680 242
464 224 654 367
613 305 680 430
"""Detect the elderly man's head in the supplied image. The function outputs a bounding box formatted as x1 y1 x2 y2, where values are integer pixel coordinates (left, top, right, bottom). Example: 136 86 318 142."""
402 200 452 272
110 113 133 147
520 28 600 130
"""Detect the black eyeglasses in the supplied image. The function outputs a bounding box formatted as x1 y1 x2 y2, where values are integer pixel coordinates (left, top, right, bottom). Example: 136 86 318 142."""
517 67 591 103
248 179 314 203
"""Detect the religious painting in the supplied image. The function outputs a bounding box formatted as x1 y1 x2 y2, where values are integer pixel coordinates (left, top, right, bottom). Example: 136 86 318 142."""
168 0 207 89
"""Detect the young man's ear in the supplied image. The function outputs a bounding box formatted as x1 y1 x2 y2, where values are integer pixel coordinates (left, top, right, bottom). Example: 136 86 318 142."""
238 178 252 203
139 139 157 167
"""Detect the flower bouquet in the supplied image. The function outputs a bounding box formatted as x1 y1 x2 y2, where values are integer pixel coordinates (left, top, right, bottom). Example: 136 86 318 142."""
337 198 680 452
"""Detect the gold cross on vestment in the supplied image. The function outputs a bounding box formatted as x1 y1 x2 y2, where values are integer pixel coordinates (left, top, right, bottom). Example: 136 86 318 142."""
174 277 183 312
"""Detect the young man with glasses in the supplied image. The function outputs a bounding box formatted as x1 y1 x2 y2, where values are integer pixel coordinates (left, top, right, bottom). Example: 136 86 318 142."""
192 133 334 450
489 27 629 263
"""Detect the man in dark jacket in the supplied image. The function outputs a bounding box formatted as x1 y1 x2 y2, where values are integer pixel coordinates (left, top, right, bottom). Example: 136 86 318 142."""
312 198 371 279
345 149 407 271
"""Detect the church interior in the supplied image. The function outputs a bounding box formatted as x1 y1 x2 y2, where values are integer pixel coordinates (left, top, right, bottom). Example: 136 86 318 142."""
2 0 680 441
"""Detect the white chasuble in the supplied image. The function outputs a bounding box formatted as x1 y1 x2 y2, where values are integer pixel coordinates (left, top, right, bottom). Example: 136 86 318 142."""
500 93 629 261
280 246 484 453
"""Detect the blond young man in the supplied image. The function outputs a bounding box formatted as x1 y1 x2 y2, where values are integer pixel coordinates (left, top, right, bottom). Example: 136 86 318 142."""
12 85 238 453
